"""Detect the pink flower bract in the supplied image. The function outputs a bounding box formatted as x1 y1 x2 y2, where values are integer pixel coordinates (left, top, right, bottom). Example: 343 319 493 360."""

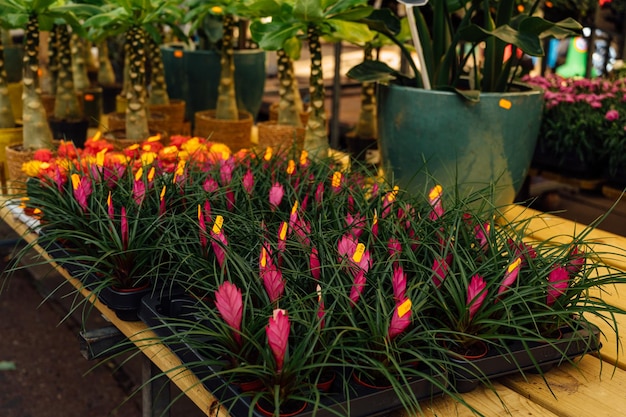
266 309 290 372
214 282 243 345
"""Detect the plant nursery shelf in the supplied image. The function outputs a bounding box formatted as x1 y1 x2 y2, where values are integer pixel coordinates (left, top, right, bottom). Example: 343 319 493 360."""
3 198 626 417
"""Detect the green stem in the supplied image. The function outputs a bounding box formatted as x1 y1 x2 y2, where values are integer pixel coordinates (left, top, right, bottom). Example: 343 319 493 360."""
22 13 53 150
71 33 91 92
147 32 170 106
355 44 377 140
97 40 116 86
276 49 302 128
0 35 16 128
53 25 82 121
303 25 329 159
125 26 149 140
215 14 238 120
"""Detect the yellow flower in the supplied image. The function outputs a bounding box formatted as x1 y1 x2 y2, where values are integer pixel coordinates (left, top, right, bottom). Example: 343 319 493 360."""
140 152 157 166
210 6 222 14
209 143 231 160
21 160 44 177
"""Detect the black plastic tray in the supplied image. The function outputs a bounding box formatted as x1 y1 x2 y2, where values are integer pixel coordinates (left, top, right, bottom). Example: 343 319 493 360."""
139 294 447 417
448 324 602 393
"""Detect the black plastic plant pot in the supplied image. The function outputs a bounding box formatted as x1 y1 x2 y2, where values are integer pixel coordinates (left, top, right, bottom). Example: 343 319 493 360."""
138 294 448 417
448 324 602 393
98 285 152 322
49 118 89 148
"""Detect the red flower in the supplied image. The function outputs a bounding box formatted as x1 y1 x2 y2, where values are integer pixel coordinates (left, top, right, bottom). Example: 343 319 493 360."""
498 257 522 296
388 298 412 340
547 266 569 306
349 270 366 307
269 182 285 211
266 309 290 372
309 247 321 280
392 263 407 302
242 169 254 195
71 173 92 212
428 185 444 220
210 215 228 269
261 264 285 303
33 148 53 162
214 282 243 346
467 275 487 321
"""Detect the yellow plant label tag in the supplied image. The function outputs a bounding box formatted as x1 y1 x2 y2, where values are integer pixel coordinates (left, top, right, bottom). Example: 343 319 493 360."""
160 186 166 201
92 131 102 141
353 243 365 263
71 173 80 190
398 299 412 318
373 210 378 226
508 257 522 273
287 159 295 175
279 222 288 241
107 191 112 208
264 147 273 161
261 247 268 268
197 204 202 221
148 167 155 181
300 150 308 165
291 200 298 215
213 215 224 234
499 99 512 110
332 171 342 188
429 184 442 201
96 148 107 167
134 167 143 181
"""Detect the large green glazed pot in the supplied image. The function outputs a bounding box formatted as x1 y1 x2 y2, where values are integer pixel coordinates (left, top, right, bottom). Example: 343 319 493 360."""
377 83 544 206
161 46 266 124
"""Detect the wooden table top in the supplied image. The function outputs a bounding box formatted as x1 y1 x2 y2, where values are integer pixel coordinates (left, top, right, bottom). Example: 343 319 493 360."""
3 199 626 417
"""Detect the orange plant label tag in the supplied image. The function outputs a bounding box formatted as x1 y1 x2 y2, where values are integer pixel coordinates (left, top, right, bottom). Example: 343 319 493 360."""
174 50 183 58
499 99 512 110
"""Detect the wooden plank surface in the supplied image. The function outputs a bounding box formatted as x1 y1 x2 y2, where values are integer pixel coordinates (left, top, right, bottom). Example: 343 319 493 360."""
501 355 626 417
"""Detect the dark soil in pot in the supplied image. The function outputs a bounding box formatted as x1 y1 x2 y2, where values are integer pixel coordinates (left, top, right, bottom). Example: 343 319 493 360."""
48 118 89 148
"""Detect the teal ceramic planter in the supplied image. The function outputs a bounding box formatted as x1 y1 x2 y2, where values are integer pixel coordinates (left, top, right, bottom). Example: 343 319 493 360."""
377 83 544 206
161 46 266 123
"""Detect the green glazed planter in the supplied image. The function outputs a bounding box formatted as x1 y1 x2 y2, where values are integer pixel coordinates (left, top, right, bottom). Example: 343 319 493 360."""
161 46 266 124
377 83 544 206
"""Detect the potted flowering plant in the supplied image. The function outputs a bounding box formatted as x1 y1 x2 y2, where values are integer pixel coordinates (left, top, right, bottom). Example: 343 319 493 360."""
345 2 583 206
524 73 626 182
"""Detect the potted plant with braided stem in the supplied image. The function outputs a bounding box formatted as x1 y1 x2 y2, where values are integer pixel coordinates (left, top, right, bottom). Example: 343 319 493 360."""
83 0 184 147
0 0 95 190
251 0 377 159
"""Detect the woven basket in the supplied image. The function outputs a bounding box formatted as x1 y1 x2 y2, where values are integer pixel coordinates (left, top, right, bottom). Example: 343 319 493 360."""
149 99 186 122
105 111 170 138
193 110 253 152
5 144 34 195
256 121 305 154
0 127 24 194
268 102 309 127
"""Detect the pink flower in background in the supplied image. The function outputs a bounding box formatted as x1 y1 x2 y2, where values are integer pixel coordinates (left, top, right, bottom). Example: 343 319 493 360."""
467 275 487 321
498 257 522 296
388 238 402 259
309 247 321 280
219 158 234 185
345 212 365 238
269 182 285 210
71 173 92 212
388 298 412 340
242 169 254 195
121 206 128 251
474 222 490 249
392 263 407 302
203 177 219 193
605 109 619 121
315 182 325 205
133 179 145 206
428 185 444 220
381 186 398 218
226 189 235 211
266 309 290 372
432 254 452 288
214 282 243 345
210 215 228 269
159 186 167 216
349 270 366 306
262 266 285 303
547 266 569 306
